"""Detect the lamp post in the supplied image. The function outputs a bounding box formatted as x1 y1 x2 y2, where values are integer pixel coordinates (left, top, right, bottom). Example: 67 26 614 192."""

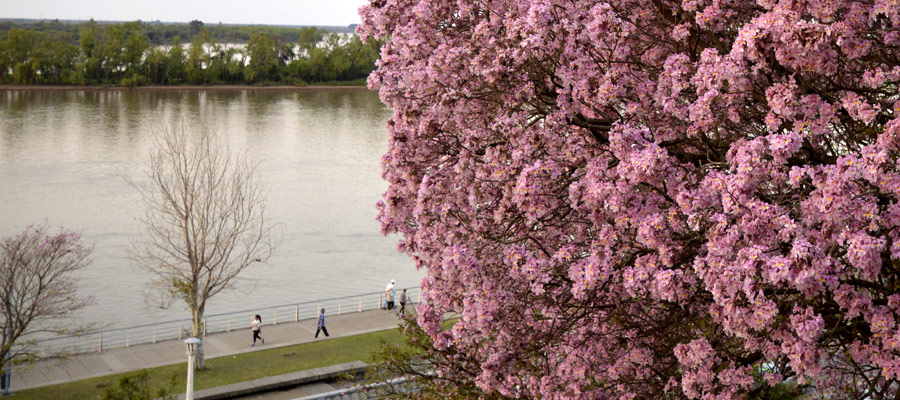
4 330 10 395
184 337 201 400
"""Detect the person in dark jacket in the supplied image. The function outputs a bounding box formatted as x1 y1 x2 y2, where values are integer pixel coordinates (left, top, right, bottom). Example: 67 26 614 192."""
399 288 408 316
315 308 329 338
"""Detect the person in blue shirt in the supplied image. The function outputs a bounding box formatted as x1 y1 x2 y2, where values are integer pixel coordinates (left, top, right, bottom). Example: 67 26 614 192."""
385 279 395 310
315 308 329 338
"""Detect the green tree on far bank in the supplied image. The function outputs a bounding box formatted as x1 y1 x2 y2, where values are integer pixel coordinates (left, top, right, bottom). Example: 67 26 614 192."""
166 36 186 84
296 26 324 57
186 29 209 84
245 32 278 83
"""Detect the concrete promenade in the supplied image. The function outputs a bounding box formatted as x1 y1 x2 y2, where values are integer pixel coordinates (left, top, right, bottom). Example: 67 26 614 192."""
10 309 403 392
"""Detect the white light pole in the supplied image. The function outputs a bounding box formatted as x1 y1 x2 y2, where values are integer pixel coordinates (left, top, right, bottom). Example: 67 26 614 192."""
184 337 202 400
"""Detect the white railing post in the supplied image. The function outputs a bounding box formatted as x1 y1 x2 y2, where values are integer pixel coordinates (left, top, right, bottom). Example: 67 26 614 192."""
98 333 103 352
316 303 320 319
338 303 342 315
295 305 299 322
126 332 130 348
359 297 362 312
273 309 277 326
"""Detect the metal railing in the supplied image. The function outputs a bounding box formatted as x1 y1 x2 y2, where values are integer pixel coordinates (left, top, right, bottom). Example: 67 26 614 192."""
32 286 421 356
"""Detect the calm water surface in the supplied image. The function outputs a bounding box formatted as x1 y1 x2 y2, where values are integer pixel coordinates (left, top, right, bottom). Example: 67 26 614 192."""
0 89 422 328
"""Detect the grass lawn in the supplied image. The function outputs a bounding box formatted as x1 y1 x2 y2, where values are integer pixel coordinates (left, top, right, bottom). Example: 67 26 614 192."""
13 328 406 400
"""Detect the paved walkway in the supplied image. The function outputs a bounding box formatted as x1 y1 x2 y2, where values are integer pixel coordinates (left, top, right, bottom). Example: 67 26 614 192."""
10 309 403 391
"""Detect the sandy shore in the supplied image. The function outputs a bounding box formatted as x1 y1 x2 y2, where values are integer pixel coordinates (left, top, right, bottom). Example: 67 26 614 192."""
0 84 369 91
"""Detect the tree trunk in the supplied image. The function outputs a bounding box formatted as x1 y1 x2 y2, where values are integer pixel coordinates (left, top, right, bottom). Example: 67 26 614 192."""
191 308 206 371
195 340 205 371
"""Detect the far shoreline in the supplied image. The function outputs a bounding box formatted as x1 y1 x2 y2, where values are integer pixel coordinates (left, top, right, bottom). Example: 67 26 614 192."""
0 84 370 91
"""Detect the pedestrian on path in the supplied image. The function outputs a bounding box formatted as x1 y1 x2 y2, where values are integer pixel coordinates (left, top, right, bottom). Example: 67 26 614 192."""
399 288 408 316
385 279 395 310
251 314 265 346
315 308 330 338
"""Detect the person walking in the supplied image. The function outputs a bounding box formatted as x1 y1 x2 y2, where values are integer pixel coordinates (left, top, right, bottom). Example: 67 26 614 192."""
385 279 395 310
251 314 264 346
315 308 330 338
399 288 408 316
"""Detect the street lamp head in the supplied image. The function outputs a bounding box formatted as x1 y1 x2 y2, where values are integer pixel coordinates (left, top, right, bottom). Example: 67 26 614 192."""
184 337 201 354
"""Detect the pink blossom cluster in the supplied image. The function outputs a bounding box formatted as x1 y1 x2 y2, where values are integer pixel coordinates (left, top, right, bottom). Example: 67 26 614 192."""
361 0 900 397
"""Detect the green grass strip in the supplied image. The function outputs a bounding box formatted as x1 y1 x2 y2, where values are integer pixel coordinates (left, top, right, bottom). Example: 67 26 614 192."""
13 328 405 400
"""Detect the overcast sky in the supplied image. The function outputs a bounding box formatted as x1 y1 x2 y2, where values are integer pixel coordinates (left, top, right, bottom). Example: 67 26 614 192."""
2 0 369 26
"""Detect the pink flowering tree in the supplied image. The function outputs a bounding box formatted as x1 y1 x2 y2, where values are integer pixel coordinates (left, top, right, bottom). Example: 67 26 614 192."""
0 224 94 376
360 0 900 398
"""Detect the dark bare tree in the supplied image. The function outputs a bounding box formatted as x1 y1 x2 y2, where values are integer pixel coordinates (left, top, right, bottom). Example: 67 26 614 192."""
132 123 277 370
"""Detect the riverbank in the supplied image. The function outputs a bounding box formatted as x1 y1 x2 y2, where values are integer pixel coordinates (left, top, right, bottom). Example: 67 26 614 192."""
14 333 398 400
11 309 405 398
0 84 369 91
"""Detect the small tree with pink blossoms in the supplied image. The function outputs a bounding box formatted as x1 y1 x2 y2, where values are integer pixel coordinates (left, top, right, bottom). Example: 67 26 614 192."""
0 224 94 379
360 0 900 398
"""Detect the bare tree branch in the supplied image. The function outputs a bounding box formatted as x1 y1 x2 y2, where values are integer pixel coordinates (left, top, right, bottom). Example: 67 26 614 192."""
130 122 279 370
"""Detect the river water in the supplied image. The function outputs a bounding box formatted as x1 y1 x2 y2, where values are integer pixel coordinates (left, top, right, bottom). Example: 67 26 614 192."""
0 88 422 329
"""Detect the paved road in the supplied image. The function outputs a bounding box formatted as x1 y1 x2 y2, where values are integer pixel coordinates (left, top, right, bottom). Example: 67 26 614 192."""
10 309 403 392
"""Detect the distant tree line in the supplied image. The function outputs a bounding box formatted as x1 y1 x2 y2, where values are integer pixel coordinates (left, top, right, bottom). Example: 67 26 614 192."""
0 20 381 86
0 19 357 45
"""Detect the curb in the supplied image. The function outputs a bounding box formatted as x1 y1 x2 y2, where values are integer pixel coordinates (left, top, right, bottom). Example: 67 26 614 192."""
179 361 369 400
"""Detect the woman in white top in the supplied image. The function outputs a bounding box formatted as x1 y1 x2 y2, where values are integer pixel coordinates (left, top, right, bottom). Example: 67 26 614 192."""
385 279 395 309
251 314 264 346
